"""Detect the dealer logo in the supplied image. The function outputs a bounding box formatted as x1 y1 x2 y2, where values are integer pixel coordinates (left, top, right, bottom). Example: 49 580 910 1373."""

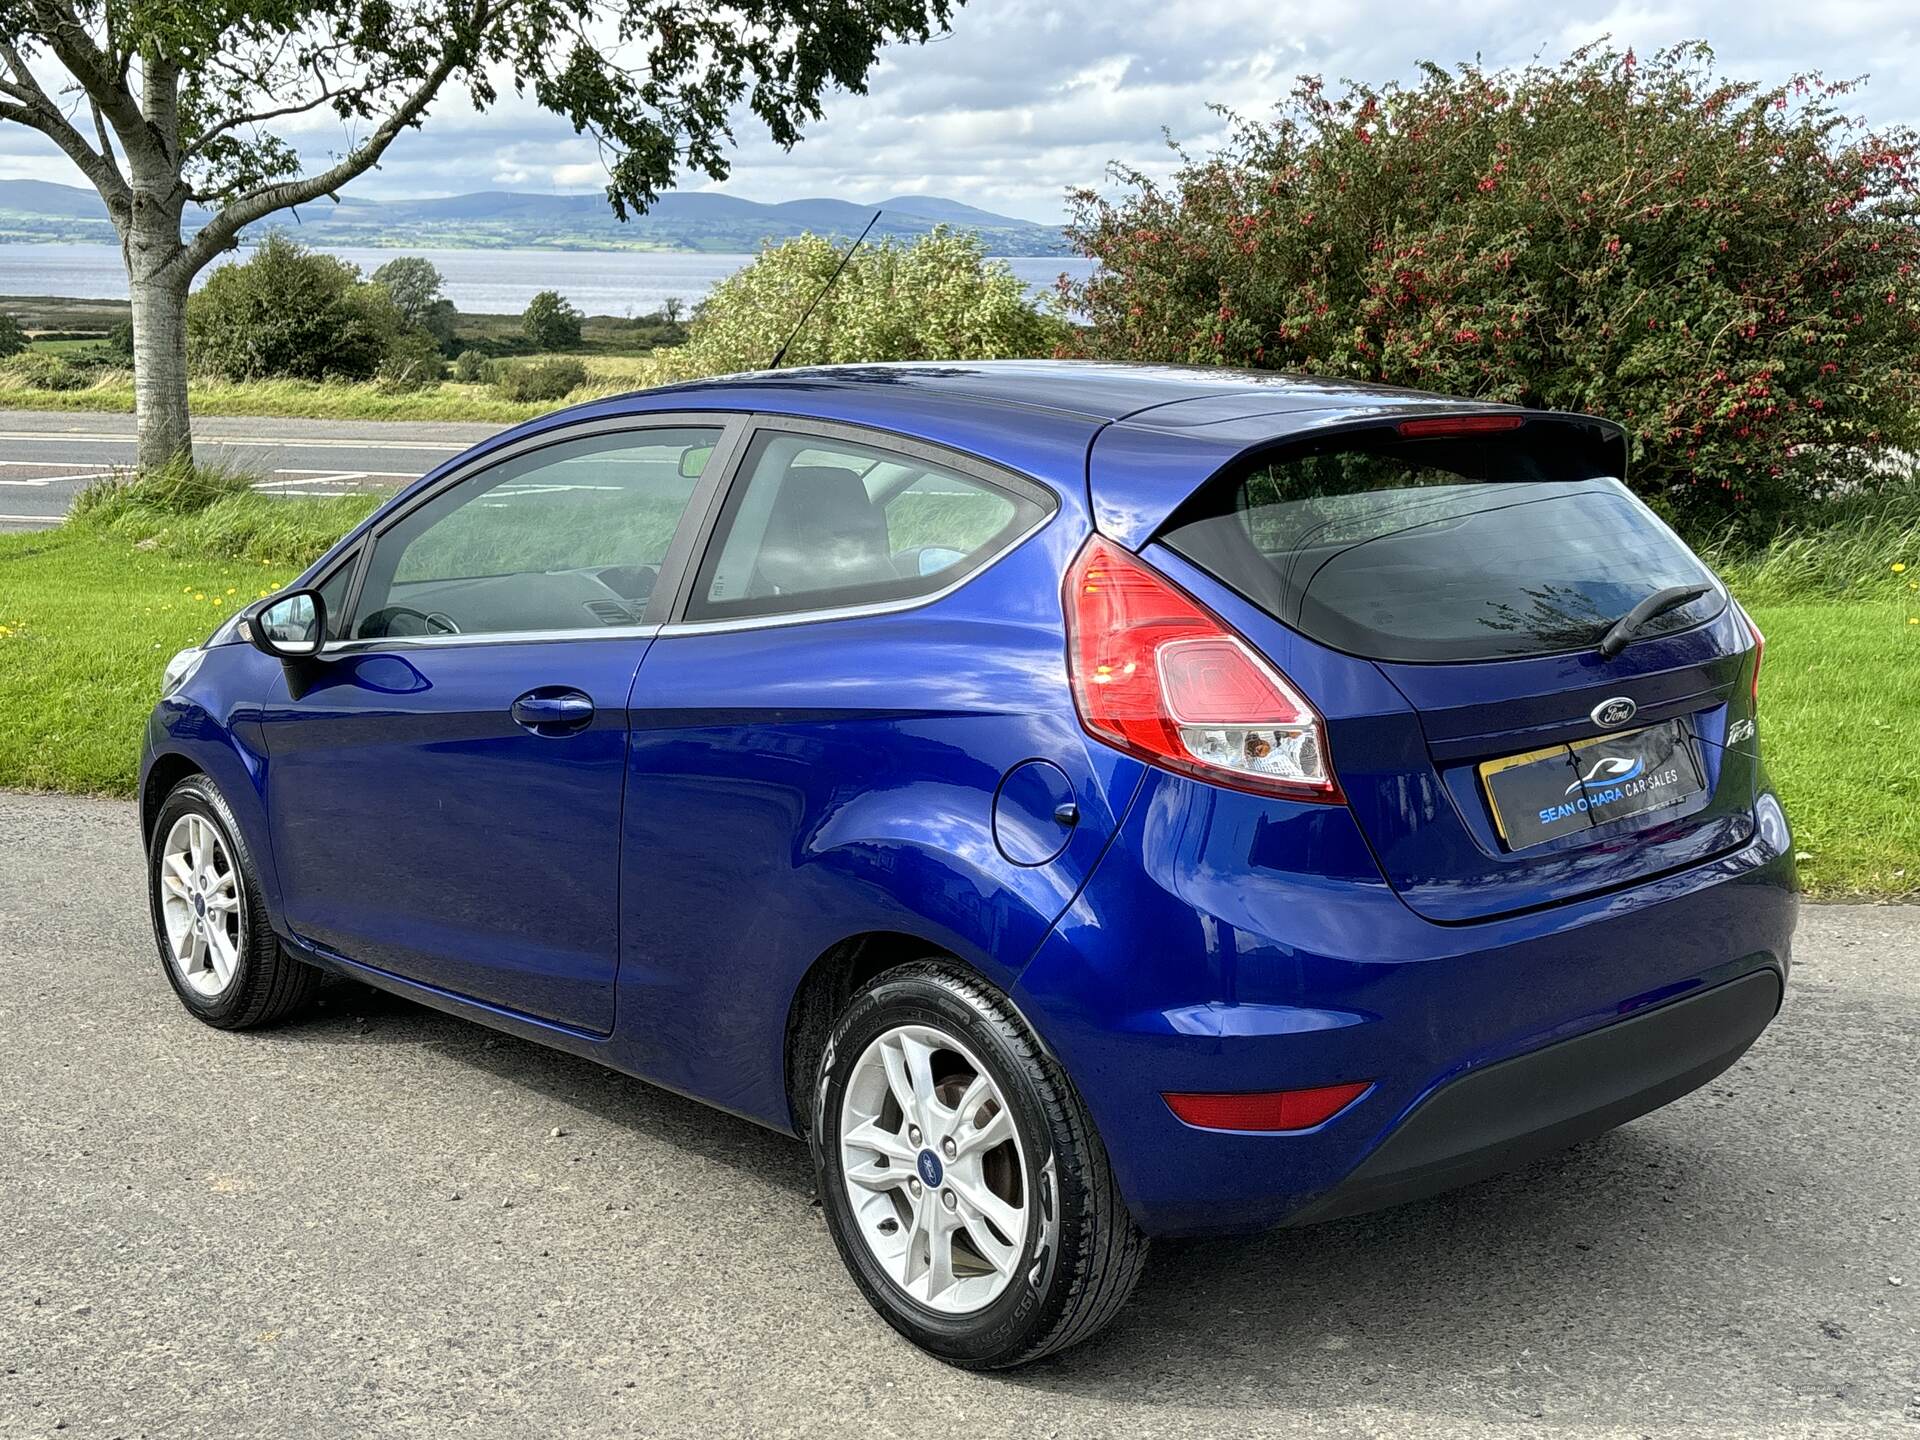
1566 755 1644 795
1590 696 1637 729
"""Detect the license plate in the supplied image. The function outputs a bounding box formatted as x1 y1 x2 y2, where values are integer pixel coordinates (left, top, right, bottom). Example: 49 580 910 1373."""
1479 719 1705 852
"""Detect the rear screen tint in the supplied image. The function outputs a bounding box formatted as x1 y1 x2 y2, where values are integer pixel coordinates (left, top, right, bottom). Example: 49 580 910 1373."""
1158 428 1723 663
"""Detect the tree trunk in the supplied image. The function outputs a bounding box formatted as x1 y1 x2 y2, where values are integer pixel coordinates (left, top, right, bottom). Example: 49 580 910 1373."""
128 266 192 471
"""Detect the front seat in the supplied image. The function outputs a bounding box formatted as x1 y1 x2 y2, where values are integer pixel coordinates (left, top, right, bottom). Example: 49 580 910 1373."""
751 465 898 595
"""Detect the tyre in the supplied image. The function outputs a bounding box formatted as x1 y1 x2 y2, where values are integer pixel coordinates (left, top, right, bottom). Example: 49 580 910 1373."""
146 774 320 1029
811 961 1149 1368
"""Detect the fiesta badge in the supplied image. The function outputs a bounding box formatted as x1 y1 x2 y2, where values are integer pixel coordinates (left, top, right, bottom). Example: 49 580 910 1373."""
1590 696 1638 729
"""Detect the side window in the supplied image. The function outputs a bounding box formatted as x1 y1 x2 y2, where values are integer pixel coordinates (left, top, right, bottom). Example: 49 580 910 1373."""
315 552 357 640
350 426 721 639
687 431 1048 622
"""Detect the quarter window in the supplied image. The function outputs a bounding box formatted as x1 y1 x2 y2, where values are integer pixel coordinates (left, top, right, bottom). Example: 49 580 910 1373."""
687 431 1047 622
350 426 721 639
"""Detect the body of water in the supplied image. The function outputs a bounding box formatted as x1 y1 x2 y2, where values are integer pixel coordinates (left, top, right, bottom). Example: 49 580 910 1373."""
0 242 1095 316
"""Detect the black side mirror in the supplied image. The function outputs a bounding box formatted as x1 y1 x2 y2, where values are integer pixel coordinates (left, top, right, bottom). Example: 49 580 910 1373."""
247 588 328 660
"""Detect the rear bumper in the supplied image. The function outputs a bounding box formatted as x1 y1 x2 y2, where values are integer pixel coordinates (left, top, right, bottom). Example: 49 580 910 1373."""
1013 771 1797 1237
1283 967 1781 1227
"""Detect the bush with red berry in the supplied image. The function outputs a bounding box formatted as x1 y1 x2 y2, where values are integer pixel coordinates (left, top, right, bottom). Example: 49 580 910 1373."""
1062 42 1920 540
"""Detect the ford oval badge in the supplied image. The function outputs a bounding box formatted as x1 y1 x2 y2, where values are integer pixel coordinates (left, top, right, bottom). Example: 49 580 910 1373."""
1590 696 1638 729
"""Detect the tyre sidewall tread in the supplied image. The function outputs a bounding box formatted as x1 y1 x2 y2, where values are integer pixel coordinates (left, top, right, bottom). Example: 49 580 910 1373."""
812 961 1148 1369
146 775 318 1030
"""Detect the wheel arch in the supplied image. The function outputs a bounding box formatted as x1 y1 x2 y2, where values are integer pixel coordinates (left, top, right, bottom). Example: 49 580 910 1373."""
785 931 948 1139
141 750 206 845
783 930 1054 1141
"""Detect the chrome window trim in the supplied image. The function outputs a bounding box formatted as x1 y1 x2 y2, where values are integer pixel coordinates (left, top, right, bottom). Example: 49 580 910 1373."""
318 623 662 658
663 412 1060 634
657 509 1056 637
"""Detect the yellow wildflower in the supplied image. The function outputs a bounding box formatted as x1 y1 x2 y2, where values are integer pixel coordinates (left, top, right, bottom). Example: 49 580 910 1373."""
1895 562 1909 573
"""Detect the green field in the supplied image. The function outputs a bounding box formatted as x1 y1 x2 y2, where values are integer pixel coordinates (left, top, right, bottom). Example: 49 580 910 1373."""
0 352 669 421
0 295 678 421
1 512 1912 898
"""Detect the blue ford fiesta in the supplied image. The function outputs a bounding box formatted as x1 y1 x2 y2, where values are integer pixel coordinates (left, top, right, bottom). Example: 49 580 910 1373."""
142 362 1796 1367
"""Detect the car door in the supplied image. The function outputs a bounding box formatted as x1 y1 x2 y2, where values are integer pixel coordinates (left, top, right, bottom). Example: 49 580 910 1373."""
612 419 1140 1111
260 415 742 1033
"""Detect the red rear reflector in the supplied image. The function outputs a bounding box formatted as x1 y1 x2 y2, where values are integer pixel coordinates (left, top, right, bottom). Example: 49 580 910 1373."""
1163 1082 1372 1133
1064 536 1340 802
1743 609 1765 710
1396 414 1526 438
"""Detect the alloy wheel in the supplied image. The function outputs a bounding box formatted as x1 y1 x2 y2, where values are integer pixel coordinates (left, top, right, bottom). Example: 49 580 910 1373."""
157 813 245 998
837 1023 1030 1315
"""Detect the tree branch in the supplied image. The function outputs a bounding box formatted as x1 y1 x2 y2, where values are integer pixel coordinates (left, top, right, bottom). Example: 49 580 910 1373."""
177 27 474 278
143 50 181 162
183 73 356 160
0 39 130 209
24 0 161 166
90 96 126 191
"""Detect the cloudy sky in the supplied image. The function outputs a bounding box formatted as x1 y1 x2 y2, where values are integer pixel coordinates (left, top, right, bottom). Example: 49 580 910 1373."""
5 0 1919 223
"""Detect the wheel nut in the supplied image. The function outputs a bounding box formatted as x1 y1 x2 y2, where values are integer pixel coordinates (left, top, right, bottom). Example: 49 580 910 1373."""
942 1138 957 1159
908 1178 921 1197
941 1190 957 1211
908 1125 922 1146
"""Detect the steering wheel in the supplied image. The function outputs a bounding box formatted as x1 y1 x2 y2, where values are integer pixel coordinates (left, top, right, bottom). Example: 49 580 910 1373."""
359 605 462 638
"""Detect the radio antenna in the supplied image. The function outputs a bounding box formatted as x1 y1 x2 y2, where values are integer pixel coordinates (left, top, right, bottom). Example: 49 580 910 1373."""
767 210 881 370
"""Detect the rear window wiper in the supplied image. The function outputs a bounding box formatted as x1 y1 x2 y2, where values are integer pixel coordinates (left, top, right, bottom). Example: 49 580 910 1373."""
1598 583 1714 659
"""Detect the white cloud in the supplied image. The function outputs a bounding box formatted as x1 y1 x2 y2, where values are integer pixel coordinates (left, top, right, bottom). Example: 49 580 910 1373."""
4 0 1918 223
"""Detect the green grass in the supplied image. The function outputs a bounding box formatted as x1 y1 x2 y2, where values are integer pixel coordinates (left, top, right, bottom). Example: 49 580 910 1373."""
1739 595 1919 900
0 527 307 793
72 464 379 564
0 353 670 422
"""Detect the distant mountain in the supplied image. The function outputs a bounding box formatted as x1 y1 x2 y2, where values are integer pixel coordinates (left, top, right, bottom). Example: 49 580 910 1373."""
0 179 1069 255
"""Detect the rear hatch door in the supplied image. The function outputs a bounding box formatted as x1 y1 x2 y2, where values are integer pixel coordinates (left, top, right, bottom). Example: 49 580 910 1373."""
1103 407 1764 922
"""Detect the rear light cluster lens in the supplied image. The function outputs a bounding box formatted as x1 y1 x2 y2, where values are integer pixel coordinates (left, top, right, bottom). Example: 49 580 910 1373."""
1395 413 1526 438
1064 536 1340 801
1162 1081 1372 1132
1743 608 1765 710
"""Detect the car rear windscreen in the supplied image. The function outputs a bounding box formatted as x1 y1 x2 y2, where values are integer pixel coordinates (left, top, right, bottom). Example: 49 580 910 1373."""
1157 424 1723 663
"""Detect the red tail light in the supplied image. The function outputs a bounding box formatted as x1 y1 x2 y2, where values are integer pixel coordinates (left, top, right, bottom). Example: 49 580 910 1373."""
1744 609 1765 710
1064 536 1341 802
1163 1081 1372 1132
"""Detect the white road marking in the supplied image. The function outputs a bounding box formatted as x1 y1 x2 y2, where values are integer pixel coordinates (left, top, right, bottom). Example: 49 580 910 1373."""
0 513 59 524
0 430 469 451
252 473 368 490
264 467 417 478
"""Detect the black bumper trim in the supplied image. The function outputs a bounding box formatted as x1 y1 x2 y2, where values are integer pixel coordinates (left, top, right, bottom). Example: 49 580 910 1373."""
1288 967 1783 1227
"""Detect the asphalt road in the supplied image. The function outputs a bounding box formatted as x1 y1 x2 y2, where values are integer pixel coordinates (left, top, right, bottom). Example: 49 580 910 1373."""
0 411 500 529
3 789 1915 1439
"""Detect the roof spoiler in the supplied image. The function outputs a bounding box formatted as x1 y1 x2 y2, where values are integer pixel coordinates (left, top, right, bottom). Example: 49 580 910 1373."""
1088 403 1628 550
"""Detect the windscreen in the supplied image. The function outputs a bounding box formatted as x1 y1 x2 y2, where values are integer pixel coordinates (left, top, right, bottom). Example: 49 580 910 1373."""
1157 426 1723 663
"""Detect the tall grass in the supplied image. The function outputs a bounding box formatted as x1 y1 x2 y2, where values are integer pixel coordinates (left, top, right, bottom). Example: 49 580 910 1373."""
1704 476 1920 602
69 458 376 566
0 356 664 422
